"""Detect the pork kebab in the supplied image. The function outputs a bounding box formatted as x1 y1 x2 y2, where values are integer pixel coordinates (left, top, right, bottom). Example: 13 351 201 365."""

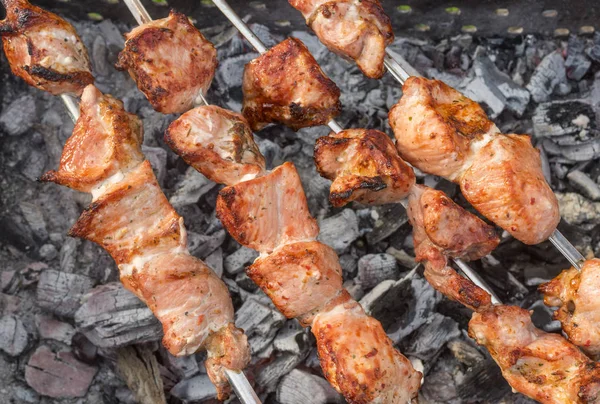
0 1 252 399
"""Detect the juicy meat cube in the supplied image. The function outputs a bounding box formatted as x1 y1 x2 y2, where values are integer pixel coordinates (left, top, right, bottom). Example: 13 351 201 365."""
314 129 415 206
0 0 93 95
116 11 217 114
540 258 600 357
407 184 498 311
216 162 319 254
291 0 394 78
165 105 265 186
242 37 341 131
312 298 422 403
469 305 600 404
40 85 144 193
460 134 560 245
247 241 343 319
389 76 498 178
69 160 183 265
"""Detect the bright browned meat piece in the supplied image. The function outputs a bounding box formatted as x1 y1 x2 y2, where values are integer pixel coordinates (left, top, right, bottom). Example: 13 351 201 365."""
41 85 249 400
460 134 560 245
242 37 341 131
408 184 498 310
540 259 600 357
313 298 421 403
469 305 600 404
116 11 217 114
289 0 394 78
0 0 93 95
40 85 143 193
389 76 498 179
314 129 415 206
165 105 265 186
216 162 319 253
248 241 343 320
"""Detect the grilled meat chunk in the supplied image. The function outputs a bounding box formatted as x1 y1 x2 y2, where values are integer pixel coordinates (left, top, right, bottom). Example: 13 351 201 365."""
165 105 265 186
289 0 394 78
469 305 600 404
460 134 559 245
116 11 217 114
40 85 143 194
389 76 498 179
540 259 600 358
314 129 415 206
216 162 319 254
313 298 422 403
242 37 341 131
41 85 249 400
408 184 498 310
0 0 93 95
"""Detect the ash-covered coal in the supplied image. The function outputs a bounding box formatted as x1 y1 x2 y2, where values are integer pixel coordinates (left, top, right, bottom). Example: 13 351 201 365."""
1 4 600 404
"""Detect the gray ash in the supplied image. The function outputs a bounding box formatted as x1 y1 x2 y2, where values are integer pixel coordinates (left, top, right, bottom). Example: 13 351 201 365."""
1 5 600 404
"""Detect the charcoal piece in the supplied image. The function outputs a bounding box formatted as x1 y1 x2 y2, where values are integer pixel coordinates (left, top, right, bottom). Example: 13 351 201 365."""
273 320 309 355
565 35 591 81
169 167 216 209
187 230 226 259
317 209 359 254
74 283 162 348
338 253 357 277
224 246 259 275
0 95 37 136
356 253 400 289
256 352 307 393
365 204 408 245
588 32 600 62
404 313 460 361
386 247 416 269
170 374 217 402
37 270 95 317
59 237 80 273
0 315 29 356
235 271 259 292
116 345 166 404
257 137 284 168
204 248 224 278
71 333 98 364
526 51 567 103
344 279 365 301
92 36 110 77
235 297 285 354
8 383 39 404
39 244 58 261
36 315 76 345
159 350 199 379
533 100 596 137
555 192 600 225
25 345 98 399
543 137 600 162
141 145 168 186
456 357 511 402
21 146 48 182
447 338 484 367
567 170 600 201
421 366 458 402
19 202 48 242
0 293 21 314
277 369 344 404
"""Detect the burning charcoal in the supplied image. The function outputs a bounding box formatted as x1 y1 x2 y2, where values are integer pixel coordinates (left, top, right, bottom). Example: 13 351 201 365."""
36 315 76 345
273 320 309 356
404 313 460 361
456 357 511 402
317 209 359 254
526 51 567 103
555 192 600 225
204 248 224 278
366 204 408 245
169 167 216 209
235 297 285 354
170 374 217 402
532 100 596 137
356 253 400 290
256 352 307 393
224 246 259 275
25 345 98 399
567 170 600 201
19 202 48 242
565 35 591 81
277 369 344 404
39 244 58 261
187 230 226 259
0 95 37 136
74 283 162 348
141 145 168 186
37 270 95 317
0 315 29 356
447 338 484 367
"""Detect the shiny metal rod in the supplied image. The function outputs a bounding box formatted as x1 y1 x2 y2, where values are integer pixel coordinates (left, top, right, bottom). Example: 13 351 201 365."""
123 0 153 25
549 229 585 270
454 258 502 305
226 370 261 404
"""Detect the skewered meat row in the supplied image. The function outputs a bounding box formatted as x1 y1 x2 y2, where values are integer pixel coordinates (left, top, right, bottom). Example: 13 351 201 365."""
390 76 560 245
540 258 600 358
39 85 250 400
242 37 342 131
0 0 93 95
288 0 394 79
116 11 218 114
166 106 422 403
